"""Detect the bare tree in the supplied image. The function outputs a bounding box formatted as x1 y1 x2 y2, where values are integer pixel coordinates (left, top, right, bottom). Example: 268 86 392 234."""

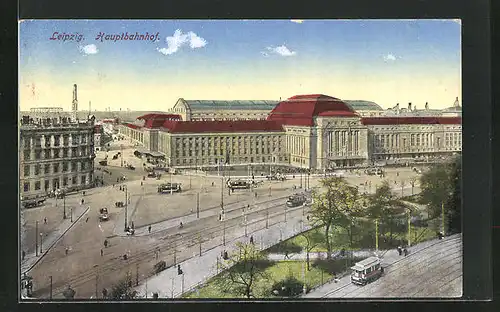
216 242 269 298
409 177 417 195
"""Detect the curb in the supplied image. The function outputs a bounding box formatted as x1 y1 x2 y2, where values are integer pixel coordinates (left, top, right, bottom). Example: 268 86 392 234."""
21 207 90 275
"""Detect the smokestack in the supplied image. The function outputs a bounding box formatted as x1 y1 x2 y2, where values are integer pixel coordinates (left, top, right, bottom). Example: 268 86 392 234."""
72 84 78 120
408 102 412 110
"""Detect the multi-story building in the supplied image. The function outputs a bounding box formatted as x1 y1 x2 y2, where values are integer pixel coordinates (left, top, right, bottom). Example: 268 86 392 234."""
168 98 279 121
19 115 96 201
119 94 462 170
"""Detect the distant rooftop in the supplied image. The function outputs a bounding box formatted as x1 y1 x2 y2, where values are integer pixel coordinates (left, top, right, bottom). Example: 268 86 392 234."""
344 100 384 111
181 99 279 111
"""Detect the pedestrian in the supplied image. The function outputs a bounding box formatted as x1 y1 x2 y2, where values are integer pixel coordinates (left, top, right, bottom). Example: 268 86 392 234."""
397 246 402 256
83 191 86 196
148 225 152 233
250 236 254 244
219 214 222 221
131 221 135 229
403 248 408 256
22 250 25 260
44 217 47 224
100 249 103 257
104 239 108 248
284 250 290 259
397 172 399 177
86 217 89 223
65 247 69 255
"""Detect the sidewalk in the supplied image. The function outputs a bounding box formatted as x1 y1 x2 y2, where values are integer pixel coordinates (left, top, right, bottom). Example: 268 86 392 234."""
133 215 312 298
21 204 90 275
266 250 381 262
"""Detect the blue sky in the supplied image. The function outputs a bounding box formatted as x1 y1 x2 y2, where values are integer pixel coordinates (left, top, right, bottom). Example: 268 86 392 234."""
19 19 461 111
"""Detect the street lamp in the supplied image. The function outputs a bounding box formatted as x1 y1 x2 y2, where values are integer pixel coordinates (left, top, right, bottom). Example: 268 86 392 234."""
35 220 39 257
39 233 43 253
63 194 66 219
123 185 128 232
94 264 99 299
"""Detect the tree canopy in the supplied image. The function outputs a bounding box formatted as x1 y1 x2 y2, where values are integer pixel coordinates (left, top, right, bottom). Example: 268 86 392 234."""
419 155 462 233
309 176 364 258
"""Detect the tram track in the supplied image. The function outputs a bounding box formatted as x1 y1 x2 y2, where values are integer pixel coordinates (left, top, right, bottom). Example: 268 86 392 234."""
35 201 310 298
320 235 461 298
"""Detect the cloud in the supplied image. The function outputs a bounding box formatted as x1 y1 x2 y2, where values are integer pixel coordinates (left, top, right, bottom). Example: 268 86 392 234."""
79 44 98 55
383 53 397 62
264 45 297 57
157 29 207 55
290 20 304 24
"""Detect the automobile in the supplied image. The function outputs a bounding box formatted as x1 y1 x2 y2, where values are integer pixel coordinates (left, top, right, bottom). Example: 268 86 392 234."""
99 160 108 166
99 208 109 221
147 172 157 178
127 165 135 170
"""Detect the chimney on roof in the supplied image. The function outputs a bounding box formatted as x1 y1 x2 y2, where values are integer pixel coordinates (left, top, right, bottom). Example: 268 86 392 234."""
408 102 412 110
425 102 429 110
454 97 460 107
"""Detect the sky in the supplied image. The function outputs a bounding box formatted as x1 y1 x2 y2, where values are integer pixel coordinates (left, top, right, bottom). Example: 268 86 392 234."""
19 19 461 112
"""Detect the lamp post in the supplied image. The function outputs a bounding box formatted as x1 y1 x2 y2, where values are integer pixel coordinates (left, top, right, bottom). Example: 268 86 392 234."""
94 264 99 299
123 185 128 232
63 195 66 219
39 232 43 253
70 205 73 222
35 221 38 257
407 209 411 247
196 192 200 218
49 276 53 299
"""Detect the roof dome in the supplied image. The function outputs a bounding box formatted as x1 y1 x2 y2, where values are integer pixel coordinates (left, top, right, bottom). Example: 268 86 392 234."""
267 94 358 126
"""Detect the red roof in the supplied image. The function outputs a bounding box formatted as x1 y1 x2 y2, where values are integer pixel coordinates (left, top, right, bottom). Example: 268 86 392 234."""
267 94 357 126
361 117 462 125
124 123 142 129
136 114 182 128
161 120 284 134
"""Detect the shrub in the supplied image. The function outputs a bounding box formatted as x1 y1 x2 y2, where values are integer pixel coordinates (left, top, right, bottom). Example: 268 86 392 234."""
269 276 304 298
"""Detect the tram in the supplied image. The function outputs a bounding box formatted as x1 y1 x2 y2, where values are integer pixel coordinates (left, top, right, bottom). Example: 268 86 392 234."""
350 256 383 285
158 182 182 193
227 180 251 190
286 194 306 208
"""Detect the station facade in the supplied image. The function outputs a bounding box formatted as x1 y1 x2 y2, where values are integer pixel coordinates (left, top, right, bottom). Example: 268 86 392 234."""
118 94 462 170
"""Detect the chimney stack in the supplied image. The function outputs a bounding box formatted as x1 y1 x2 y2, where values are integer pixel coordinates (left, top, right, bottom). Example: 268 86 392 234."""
408 102 412 110
72 84 78 120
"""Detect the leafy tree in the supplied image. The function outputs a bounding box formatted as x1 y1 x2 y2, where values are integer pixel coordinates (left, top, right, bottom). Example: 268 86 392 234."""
309 177 362 259
419 155 462 233
366 180 408 243
215 242 269 298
